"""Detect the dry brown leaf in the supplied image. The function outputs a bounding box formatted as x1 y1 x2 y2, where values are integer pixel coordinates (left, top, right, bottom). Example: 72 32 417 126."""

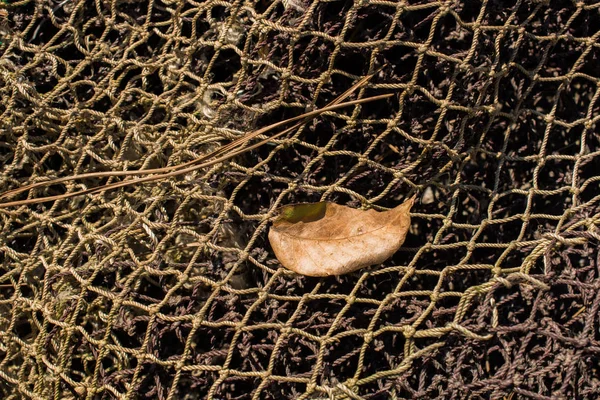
268 196 415 277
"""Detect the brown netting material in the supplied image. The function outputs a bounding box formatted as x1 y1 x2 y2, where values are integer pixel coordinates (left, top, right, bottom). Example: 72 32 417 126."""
1 0 600 398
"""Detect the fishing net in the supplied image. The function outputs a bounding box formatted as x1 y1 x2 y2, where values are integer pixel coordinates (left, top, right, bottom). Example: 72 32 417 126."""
1 0 600 398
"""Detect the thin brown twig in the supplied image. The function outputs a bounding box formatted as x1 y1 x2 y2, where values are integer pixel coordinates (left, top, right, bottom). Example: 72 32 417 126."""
0 94 393 209
0 68 385 203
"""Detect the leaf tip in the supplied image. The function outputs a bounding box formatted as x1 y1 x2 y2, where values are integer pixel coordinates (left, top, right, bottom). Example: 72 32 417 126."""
396 194 417 212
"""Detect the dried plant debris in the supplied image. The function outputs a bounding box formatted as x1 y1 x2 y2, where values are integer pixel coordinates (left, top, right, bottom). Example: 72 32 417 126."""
268 196 414 276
